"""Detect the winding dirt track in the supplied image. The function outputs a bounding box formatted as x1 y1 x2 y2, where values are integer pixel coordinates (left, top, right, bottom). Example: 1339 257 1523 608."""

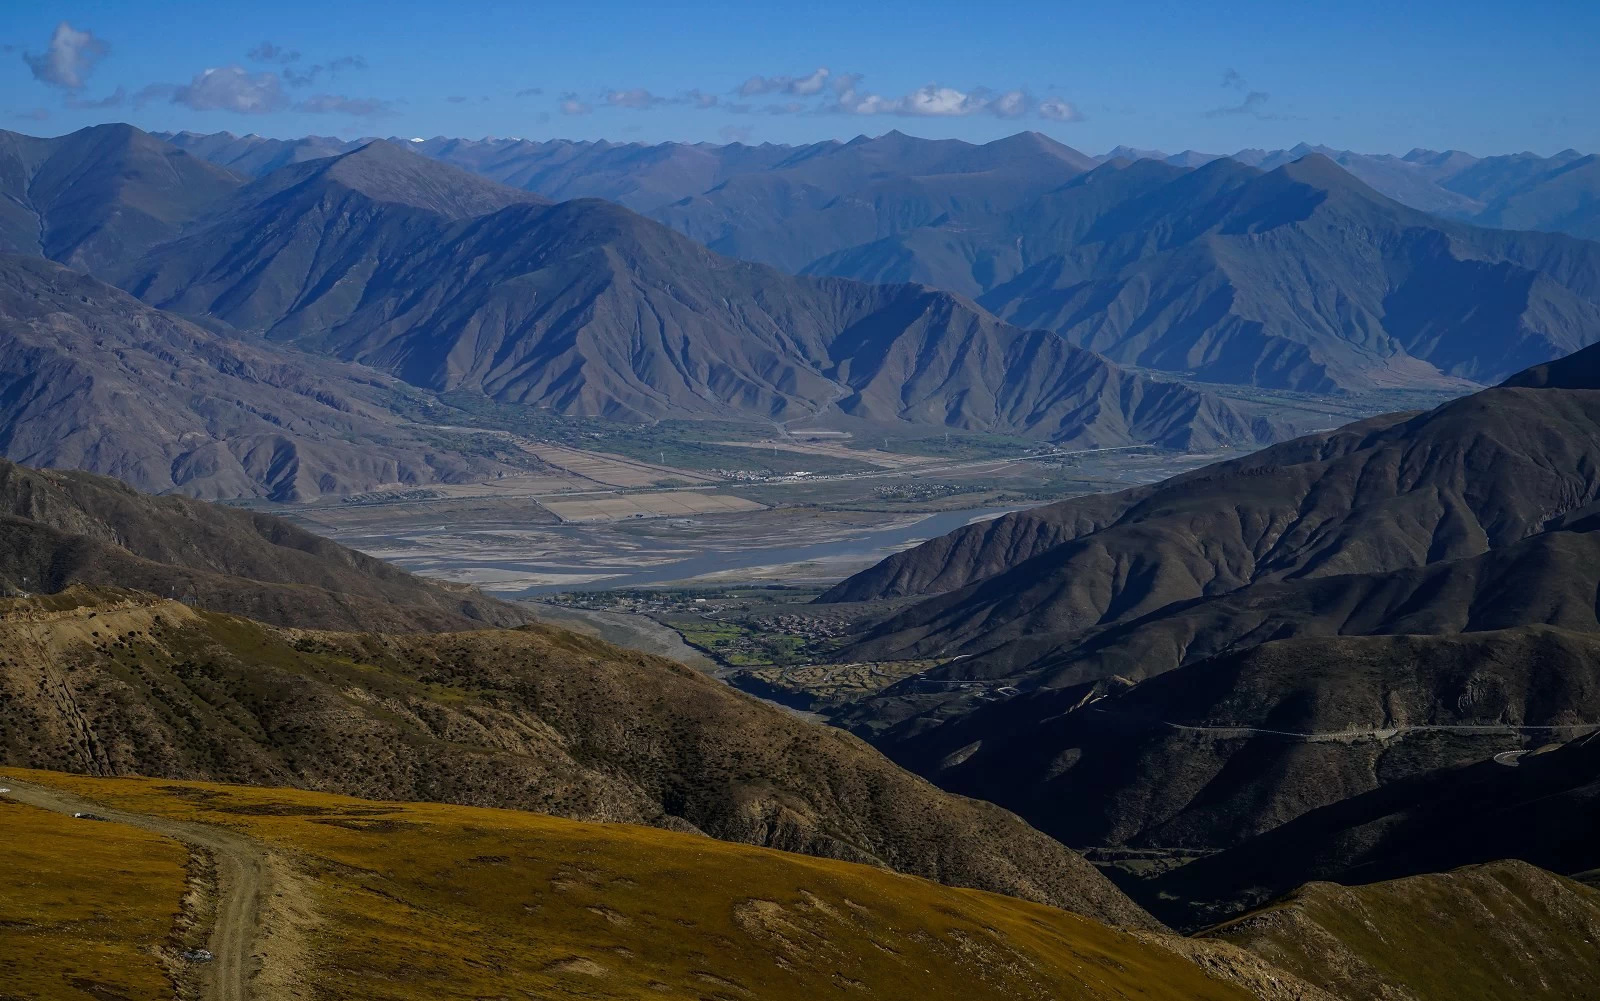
3 779 266 1001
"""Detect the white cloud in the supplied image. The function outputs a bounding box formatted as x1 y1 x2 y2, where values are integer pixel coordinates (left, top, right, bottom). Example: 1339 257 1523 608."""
559 69 1081 124
989 90 1029 119
25 21 108 91
157 65 388 116
829 82 1068 120
173 66 287 113
1037 97 1083 122
787 67 830 96
739 67 830 97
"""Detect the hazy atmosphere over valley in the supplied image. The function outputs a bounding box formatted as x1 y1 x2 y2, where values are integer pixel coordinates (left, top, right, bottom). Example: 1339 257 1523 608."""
2 4 1598 1001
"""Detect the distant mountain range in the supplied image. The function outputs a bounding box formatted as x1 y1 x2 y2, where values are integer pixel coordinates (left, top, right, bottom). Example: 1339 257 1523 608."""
811 155 1600 391
6 121 1600 496
158 128 1600 393
160 129 1600 242
819 340 1600 900
0 127 1279 463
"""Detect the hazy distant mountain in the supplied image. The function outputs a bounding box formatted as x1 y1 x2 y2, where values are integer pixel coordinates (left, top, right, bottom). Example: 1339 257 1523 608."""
158 130 1600 392
153 130 362 176
812 155 1600 391
652 130 1100 272
0 123 242 276
118 141 1278 449
1105 142 1600 239
1474 154 1600 241
163 126 1600 247
409 134 801 211
159 130 801 211
0 253 516 500
819 341 1600 857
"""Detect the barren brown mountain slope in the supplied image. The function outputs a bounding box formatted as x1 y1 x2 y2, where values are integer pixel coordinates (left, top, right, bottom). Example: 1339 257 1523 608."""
0 459 527 631
0 254 522 500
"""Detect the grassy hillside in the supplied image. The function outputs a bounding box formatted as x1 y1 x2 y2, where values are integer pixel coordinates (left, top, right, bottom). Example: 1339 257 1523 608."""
1209 861 1600 1001
2 770 1259 1001
0 588 1148 929
0 797 187 1001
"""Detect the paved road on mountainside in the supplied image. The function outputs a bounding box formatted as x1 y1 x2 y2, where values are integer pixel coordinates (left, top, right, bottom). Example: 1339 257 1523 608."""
2 779 267 1001
1064 707 1600 743
1123 714 1600 742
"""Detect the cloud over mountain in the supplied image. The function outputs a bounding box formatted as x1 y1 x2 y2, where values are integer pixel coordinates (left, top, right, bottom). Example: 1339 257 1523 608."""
24 21 108 91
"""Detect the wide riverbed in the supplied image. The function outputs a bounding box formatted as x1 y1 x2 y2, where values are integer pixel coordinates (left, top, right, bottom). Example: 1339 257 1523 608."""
354 505 1018 596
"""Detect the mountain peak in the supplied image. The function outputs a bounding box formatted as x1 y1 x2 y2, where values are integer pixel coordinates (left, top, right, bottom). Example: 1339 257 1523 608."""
1101 144 1167 161
979 131 1096 169
290 139 548 218
1275 151 1363 187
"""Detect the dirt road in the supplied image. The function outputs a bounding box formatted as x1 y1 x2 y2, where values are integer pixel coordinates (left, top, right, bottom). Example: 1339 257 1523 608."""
3 779 268 1001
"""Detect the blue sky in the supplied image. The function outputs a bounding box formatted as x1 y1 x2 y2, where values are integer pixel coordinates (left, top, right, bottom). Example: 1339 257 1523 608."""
3 0 1595 155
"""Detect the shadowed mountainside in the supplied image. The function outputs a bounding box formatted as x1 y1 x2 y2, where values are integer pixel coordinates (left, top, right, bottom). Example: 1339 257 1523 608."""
816 344 1600 866
855 626 1600 856
827 340 1600 632
1147 733 1600 927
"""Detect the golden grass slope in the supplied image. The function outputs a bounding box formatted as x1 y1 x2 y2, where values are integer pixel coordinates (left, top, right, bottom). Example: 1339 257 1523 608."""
0 797 186 1001
1209 860 1600 1001
3 769 1258 1001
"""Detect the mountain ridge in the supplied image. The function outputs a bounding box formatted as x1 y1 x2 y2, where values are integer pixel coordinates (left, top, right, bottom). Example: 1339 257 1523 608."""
115 139 1279 448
